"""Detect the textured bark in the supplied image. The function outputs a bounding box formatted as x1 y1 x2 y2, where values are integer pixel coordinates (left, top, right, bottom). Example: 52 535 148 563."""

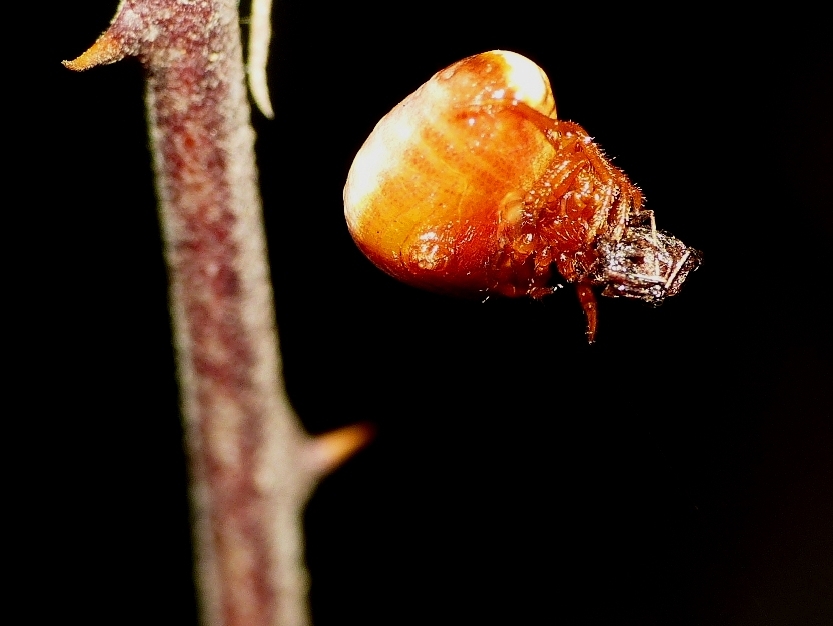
64 2 369 625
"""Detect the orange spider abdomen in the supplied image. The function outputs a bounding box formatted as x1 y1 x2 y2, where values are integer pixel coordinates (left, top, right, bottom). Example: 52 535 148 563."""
344 50 563 297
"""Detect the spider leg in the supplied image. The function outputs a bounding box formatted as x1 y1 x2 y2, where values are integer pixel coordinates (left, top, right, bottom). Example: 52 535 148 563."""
664 249 693 291
576 282 598 343
649 210 660 276
513 102 643 230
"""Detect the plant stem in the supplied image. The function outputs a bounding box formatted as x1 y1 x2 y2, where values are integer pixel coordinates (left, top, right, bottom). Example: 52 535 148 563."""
64 2 369 625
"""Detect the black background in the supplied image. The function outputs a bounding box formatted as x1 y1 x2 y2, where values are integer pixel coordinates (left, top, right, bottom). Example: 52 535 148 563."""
21 2 831 624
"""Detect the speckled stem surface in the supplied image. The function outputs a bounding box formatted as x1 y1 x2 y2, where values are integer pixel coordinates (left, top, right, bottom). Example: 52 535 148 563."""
90 2 313 625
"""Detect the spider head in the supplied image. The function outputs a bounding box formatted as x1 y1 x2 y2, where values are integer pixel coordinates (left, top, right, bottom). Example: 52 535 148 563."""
590 222 701 304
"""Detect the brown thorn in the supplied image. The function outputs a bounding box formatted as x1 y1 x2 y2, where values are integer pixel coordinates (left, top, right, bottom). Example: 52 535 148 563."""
62 32 128 71
305 423 375 478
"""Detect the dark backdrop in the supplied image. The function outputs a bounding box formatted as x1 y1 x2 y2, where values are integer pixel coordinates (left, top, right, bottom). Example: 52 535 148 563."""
22 2 832 624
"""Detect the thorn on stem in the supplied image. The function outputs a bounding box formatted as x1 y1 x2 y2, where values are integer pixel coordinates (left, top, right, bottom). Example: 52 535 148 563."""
247 0 275 118
305 423 375 478
62 32 128 71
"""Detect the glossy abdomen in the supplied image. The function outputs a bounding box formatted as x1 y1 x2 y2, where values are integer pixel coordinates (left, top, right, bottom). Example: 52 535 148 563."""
344 51 559 296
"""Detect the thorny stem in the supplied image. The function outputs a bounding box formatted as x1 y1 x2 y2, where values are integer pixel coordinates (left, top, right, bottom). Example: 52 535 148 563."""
64 2 370 625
